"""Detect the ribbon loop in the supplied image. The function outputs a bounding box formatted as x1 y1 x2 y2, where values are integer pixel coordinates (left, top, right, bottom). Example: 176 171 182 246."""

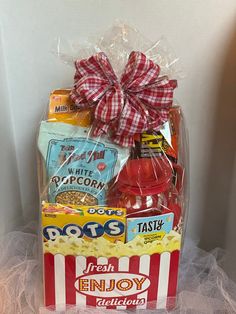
71 51 177 146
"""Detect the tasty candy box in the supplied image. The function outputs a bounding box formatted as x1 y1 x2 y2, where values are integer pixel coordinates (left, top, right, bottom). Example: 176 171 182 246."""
37 25 188 312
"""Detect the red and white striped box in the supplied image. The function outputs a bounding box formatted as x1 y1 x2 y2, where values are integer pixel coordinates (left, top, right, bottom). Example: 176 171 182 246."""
44 250 180 311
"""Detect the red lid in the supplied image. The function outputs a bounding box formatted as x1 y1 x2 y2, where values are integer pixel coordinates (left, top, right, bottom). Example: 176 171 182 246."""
117 157 173 196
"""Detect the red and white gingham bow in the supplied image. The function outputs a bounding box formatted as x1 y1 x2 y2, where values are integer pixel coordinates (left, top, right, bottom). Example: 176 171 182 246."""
70 51 177 146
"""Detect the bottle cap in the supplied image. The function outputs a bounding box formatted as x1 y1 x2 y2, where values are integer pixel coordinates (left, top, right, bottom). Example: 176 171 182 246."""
117 157 173 196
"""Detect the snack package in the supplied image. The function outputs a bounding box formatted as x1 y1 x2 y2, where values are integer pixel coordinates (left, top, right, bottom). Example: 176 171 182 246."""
37 24 188 312
38 121 129 205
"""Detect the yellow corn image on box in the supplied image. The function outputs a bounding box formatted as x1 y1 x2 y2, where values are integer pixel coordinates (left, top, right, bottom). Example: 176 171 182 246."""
42 203 126 244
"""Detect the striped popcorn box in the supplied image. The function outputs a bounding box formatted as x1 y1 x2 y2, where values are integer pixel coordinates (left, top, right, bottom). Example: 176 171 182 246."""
44 250 180 311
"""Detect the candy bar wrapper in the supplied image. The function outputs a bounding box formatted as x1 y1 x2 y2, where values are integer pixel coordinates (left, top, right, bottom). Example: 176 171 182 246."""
37 24 188 312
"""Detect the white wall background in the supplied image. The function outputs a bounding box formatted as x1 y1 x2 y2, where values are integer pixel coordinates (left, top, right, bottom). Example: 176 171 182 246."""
0 0 236 276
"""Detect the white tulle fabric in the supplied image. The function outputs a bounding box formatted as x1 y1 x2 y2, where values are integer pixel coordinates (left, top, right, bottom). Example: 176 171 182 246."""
0 223 236 313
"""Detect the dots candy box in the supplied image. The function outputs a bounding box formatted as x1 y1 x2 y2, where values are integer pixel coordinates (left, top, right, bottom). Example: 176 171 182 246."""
42 203 126 245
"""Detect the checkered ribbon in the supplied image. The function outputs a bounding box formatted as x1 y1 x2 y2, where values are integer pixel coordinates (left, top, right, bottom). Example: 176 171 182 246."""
71 51 177 146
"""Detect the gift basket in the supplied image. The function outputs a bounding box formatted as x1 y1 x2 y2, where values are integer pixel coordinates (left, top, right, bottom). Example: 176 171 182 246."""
37 24 189 312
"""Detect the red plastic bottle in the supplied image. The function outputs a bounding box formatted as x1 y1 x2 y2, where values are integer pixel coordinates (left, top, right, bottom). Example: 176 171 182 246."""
108 157 182 228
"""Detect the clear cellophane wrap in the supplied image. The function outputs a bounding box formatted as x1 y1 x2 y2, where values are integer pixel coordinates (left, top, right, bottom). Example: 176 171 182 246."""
37 24 189 312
